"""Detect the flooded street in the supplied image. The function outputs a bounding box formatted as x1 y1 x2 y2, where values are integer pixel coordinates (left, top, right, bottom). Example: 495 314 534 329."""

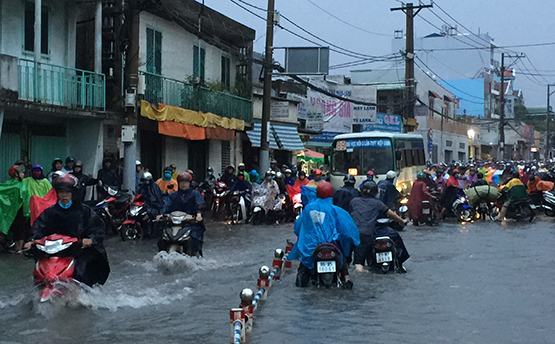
2 219 555 343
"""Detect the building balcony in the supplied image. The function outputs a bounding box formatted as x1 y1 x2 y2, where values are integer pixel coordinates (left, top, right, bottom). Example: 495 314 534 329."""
139 70 252 123
16 58 105 111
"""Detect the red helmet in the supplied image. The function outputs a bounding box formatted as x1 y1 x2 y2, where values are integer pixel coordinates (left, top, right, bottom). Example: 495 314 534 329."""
177 172 192 182
313 169 322 176
316 181 334 199
367 169 376 177
53 174 78 192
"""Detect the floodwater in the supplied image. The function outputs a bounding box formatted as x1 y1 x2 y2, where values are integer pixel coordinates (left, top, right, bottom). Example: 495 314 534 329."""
1 219 555 343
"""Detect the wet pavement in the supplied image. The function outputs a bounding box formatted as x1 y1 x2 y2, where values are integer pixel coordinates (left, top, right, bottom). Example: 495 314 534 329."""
1 218 555 343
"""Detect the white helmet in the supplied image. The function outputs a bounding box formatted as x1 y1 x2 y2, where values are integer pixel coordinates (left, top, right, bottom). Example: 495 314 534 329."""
142 171 153 180
135 160 142 166
386 170 397 180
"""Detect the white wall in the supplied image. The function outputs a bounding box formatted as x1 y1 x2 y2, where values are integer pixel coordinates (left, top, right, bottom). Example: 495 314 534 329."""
0 0 75 67
164 136 188 172
138 11 238 86
67 118 103 177
208 140 222 174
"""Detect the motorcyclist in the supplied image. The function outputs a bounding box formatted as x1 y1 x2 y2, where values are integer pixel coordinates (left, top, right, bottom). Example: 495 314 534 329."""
135 160 144 189
471 172 488 187
261 170 280 212
333 175 359 211
350 181 409 273
270 159 280 173
70 160 98 203
47 158 64 183
26 174 110 286
284 169 295 186
237 163 250 182
378 170 401 210
62 156 76 174
274 171 287 194
205 167 216 186
221 165 237 189
440 167 462 219
162 172 205 256
231 173 252 194
407 172 436 225
136 172 165 235
358 169 377 189
156 167 178 194
496 171 530 221
308 169 323 185
249 169 260 184
289 181 360 289
97 158 120 200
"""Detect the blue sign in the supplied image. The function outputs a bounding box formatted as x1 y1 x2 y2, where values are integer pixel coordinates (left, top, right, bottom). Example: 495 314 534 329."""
362 113 402 132
346 138 392 149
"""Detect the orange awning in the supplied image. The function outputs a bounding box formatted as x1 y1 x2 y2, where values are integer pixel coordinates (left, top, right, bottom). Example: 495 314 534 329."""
158 121 206 140
206 127 236 140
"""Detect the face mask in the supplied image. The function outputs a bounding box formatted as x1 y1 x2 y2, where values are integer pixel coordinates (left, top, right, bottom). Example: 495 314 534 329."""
58 200 72 209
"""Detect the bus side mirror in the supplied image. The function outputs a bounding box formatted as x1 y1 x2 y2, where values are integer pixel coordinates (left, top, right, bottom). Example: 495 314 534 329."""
395 151 402 161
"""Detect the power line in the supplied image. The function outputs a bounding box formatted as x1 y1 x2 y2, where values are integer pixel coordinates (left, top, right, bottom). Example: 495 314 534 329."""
432 1 493 47
416 41 555 52
305 0 391 37
427 8 490 49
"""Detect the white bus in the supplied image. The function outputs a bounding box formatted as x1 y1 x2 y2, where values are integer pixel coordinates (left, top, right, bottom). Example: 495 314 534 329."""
330 131 426 193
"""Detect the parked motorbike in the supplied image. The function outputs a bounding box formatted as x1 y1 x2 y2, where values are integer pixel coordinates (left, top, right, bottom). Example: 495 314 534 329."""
86 185 132 234
158 211 202 256
120 194 148 241
29 234 81 302
312 243 344 288
230 190 251 224
211 180 229 220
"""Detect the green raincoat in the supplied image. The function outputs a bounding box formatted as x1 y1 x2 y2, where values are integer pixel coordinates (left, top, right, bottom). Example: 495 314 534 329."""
21 177 52 218
0 179 24 235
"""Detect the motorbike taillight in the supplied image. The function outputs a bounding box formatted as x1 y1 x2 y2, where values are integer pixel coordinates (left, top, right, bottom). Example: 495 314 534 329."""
316 249 336 260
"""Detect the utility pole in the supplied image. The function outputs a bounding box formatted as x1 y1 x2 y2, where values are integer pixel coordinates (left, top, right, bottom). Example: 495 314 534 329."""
391 2 432 132
546 84 555 159
499 52 505 160
260 0 275 173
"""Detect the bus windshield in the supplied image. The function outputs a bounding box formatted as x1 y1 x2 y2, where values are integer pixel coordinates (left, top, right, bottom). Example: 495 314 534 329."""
332 138 394 175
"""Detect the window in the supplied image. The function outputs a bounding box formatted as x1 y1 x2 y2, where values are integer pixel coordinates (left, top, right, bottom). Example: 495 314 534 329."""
24 2 48 54
332 138 394 175
146 28 162 74
193 45 206 81
221 141 231 172
221 56 231 90
445 140 453 147
459 142 465 149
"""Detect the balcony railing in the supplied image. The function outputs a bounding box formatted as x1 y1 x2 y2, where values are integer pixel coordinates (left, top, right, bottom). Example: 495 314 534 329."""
18 58 105 111
140 70 252 122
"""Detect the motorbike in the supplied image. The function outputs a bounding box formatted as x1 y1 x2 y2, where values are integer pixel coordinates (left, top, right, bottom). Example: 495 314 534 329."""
504 199 535 222
474 199 498 221
229 190 251 224
541 190 555 216
269 194 288 224
158 211 202 256
312 243 344 288
398 197 409 219
251 184 268 225
291 192 303 217
452 194 474 223
372 219 402 274
120 194 148 241
198 179 214 212
211 180 229 220
86 185 132 234
30 234 81 302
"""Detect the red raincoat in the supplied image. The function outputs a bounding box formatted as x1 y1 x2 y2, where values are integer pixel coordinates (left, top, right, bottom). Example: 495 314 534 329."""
408 180 432 221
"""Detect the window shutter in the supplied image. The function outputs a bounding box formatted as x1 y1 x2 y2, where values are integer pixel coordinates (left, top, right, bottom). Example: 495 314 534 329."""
154 30 162 74
146 28 154 73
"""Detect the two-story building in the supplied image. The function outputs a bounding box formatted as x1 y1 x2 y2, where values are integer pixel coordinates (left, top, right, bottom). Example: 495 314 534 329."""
134 0 255 180
0 0 106 178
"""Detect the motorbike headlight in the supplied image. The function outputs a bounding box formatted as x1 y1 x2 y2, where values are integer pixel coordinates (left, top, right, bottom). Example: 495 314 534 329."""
130 206 140 216
400 197 408 205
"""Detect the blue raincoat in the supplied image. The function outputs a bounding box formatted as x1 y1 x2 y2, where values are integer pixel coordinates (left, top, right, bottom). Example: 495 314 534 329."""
288 197 360 269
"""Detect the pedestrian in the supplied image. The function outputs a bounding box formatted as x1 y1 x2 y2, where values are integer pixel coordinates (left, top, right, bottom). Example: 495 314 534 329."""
135 160 144 189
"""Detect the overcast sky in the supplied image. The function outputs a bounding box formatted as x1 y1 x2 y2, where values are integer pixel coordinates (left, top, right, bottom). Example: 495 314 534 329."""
203 0 555 107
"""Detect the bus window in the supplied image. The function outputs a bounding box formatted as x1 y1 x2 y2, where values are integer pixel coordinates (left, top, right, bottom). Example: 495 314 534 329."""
332 138 394 175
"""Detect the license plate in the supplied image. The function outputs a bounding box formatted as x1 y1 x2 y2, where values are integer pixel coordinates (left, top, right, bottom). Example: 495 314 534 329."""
317 261 336 273
422 208 430 214
376 251 393 263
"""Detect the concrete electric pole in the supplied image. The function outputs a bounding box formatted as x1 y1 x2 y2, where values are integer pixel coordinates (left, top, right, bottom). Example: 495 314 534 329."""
391 2 432 132
498 52 524 160
546 84 555 159
259 0 275 174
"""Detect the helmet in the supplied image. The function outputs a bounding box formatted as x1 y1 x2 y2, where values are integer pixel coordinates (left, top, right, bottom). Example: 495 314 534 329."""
417 171 426 180
74 160 83 168
275 172 283 179
313 169 322 176
366 169 376 178
360 180 378 196
142 172 153 181
53 174 78 192
207 166 214 173
343 175 356 185
386 170 397 180
53 158 63 164
316 181 334 199
177 172 192 183
65 156 75 164
238 162 246 168
271 159 278 165
135 160 142 166
285 169 292 174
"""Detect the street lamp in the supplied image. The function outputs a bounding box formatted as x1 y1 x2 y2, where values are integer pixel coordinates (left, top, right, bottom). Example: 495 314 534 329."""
467 129 476 160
